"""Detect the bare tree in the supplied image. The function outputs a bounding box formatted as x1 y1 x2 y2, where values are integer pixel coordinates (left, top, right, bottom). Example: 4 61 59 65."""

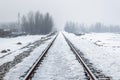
21 11 54 35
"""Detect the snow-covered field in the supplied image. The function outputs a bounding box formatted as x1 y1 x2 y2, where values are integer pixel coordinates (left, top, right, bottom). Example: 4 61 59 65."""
1 32 120 80
0 35 43 57
65 32 120 80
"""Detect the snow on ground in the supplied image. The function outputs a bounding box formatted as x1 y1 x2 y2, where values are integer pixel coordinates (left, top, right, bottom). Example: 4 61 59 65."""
33 33 86 80
0 35 45 66
0 48 28 66
4 35 55 80
65 32 120 80
0 35 43 57
80 33 120 48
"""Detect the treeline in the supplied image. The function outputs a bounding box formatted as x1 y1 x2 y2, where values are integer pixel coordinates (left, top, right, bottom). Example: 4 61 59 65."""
64 22 120 33
21 11 54 35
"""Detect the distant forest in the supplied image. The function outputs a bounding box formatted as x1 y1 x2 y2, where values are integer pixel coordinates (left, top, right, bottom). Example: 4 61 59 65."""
0 11 54 35
21 11 54 35
64 22 120 34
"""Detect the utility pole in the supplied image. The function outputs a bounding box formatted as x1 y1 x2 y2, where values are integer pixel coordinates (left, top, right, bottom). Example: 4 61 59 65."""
18 12 21 32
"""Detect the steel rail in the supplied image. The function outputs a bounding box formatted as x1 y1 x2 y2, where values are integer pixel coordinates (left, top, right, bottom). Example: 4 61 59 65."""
62 33 98 80
23 34 58 80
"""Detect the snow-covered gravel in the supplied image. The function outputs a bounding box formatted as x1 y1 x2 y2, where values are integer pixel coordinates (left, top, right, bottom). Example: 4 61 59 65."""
0 35 43 57
32 33 86 80
65 32 120 80
0 35 46 66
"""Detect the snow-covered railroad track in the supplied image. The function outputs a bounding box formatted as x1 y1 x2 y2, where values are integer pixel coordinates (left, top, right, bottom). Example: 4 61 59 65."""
63 33 111 80
22 32 111 80
23 34 58 80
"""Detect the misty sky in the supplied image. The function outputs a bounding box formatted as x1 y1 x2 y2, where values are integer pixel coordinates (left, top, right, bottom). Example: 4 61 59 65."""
0 0 120 29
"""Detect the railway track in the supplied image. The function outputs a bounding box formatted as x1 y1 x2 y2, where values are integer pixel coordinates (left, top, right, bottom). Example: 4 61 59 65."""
23 34 58 80
23 33 111 80
62 33 98 80
62 33 111 80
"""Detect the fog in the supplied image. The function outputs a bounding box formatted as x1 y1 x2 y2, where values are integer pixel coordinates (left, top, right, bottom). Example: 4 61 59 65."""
0 0 120 30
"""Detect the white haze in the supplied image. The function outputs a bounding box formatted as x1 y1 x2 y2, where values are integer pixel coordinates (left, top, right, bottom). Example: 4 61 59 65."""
0 0 120 30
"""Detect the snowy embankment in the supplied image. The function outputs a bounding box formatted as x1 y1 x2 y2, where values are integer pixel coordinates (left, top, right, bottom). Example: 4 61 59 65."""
0 35 43 57
32 33 86 80
4 36 54 80
65 32 120 80
0 34 55 80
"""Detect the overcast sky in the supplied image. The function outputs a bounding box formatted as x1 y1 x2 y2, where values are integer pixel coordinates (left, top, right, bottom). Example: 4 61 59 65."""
0 0 120 29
